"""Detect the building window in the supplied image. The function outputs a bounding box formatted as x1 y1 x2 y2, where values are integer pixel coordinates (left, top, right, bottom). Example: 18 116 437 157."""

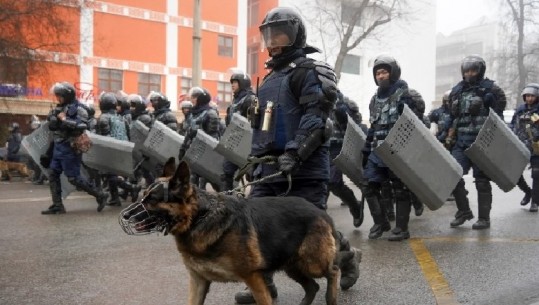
180 77 192 101
98 68 123 92
138 73 161 97
217 81 232 105
341 54 360 75
248 0 259 27
247 45 259 76
218 35 234 57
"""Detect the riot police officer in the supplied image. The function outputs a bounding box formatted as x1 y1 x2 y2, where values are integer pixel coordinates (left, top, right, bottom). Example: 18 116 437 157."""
96 93 140 206
149 91 178 131
178 87 221 191
116 91 132 126
178 100 193 136
362 55 423 241
510 83 539 212
429 90 452 143
222 71 256 191
329 92 364 227
41 82 109 214
129 94 153 128
234 7 360 304
445 55 507 229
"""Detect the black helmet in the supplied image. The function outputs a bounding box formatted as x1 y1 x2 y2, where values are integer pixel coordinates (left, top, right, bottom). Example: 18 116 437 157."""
180 100 193 110
115 90 129 110
461 55 486 81
521 83 539 101
189 87 211 105
99 92 118 111
230 72 252 90
51 82 76 102
128 94 147 113
259 7 306 49
372 55 401 85
148 91 170 110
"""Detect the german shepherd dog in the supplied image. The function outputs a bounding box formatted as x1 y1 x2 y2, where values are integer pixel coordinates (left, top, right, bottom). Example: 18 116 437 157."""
0 160 30 181
120 158 340 305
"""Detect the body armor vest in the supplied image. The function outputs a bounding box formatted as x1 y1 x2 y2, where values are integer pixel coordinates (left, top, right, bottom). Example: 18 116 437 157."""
251 62 304 156
455 89 489 136
514 104 539 153
370 88 405 142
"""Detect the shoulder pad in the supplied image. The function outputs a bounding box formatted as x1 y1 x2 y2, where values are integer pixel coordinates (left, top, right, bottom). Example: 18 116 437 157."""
313 61 338 102
480 78 494 89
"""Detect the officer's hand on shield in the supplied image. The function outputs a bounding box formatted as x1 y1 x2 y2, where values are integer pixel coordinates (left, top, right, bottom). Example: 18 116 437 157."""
444 137 455 150
278 150 301 175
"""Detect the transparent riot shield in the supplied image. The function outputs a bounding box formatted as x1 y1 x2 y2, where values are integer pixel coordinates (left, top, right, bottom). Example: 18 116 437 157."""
184 130 225 186
333 115 365 187
215 113 252 167
374 105 463 210
21 122 53 179
142 121 185 165
464 109 530 192
82 133 135 177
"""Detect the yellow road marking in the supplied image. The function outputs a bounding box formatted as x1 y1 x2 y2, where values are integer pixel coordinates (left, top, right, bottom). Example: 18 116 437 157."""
420 236 539 243
409 238 460 305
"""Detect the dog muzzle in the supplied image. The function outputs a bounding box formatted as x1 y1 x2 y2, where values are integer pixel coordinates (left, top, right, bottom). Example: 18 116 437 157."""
118 202 166 235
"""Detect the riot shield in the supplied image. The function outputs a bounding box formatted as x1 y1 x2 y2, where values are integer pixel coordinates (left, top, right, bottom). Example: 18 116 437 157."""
82 132 135 177
129 120 156 171
374 105 463 211
21 122 53 179
464 109 530 192
142 121 185 165
215 113 252 167
333 115 365 187
184 130 224 186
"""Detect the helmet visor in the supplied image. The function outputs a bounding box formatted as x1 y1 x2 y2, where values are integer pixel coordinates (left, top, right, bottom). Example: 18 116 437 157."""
260 20 298 50
461 61 481 73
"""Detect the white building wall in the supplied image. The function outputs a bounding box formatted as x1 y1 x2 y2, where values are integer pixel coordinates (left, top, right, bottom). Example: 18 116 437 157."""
279 0 437 120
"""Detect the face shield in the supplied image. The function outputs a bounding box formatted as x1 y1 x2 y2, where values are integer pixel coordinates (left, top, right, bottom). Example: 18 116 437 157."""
260 20 298 51
461 61 481 74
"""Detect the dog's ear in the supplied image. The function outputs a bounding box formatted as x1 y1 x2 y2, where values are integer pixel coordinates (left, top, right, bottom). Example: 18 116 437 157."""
162 157 176 178
170 160 191 190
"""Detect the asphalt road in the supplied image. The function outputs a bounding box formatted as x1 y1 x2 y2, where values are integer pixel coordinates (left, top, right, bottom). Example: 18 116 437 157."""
1 171 539 305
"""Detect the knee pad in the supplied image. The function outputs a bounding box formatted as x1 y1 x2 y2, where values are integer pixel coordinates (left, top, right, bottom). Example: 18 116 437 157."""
391 181 410 202
475 179 491 193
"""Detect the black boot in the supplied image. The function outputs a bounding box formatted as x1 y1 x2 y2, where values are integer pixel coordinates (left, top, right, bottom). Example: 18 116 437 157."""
69 177 109 212
42 177 65 214
411 194 424 216
366 195 390 239
517 175 532 206
521 192 532 206
389 196 412 241
472 191 491 230
234 273 278 304
380 182 395 221
119 180 141 203
450 180 473 227
530 202 538 212
332 184 363 227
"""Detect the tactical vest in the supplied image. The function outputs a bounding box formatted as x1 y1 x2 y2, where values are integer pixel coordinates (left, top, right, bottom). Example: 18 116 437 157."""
514 104 539 153
52 102 86 143
251 59 307 156
451 79 494 139
109 114 128 141
369 88 406 141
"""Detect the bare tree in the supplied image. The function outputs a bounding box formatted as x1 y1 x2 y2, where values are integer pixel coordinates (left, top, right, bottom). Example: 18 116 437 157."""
0 0 80 86
299 0 414 81
496 0 539 106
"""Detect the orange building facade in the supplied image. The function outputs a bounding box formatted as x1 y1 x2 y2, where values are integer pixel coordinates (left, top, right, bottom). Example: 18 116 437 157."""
0 0 281 128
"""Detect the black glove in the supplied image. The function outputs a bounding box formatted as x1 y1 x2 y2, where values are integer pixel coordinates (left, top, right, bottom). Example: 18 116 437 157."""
40 154 51 168
278 151 301 175
178 149 186 161
444 137 455 151
361 151 370 168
